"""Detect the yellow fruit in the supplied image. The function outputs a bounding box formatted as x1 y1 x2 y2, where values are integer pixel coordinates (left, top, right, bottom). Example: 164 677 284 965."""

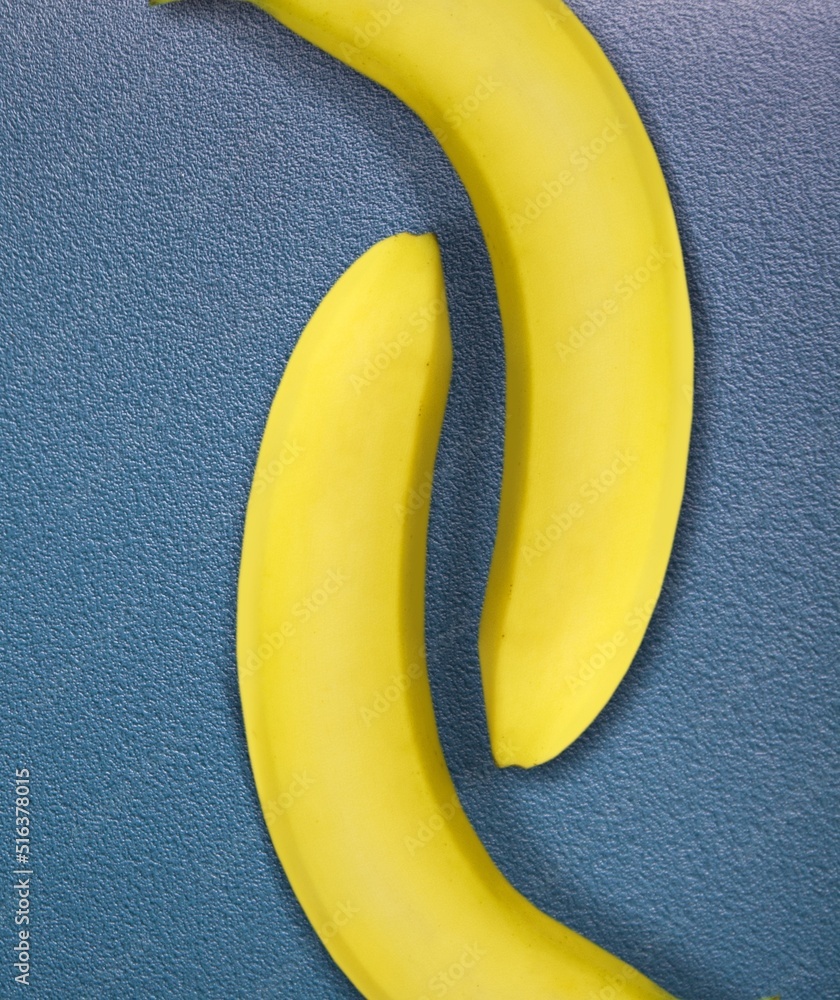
238 233 676 999
238 0 694 767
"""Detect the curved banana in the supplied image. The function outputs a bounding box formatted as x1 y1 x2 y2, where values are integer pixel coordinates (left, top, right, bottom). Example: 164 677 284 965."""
238 233 676 999
234 0 693 767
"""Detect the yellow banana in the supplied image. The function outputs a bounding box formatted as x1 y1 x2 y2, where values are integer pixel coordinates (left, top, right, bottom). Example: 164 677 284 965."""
238 232 677 999
231 0 693 768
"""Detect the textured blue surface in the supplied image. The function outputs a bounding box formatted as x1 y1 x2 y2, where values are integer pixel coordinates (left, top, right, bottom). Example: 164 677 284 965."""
0 1 837 997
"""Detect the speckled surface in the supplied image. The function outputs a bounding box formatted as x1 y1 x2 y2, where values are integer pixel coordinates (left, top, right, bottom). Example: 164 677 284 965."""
0 1 837 997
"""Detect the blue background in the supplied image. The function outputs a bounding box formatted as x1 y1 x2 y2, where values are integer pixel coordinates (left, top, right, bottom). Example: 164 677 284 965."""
0 1 837 997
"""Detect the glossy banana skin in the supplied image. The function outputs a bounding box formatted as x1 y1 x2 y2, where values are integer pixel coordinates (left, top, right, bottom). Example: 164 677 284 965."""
238 234 678 999
246 0 694 767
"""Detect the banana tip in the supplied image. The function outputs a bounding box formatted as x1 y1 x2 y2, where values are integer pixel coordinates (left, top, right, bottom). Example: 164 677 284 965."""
490 732 543 770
